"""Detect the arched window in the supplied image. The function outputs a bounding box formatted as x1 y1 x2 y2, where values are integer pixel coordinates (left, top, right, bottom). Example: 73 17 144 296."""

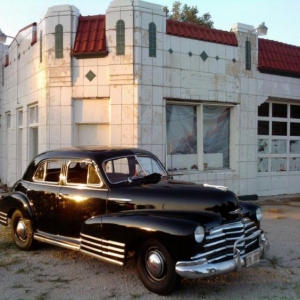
116 20 125 55
55 24 63 58
149 22 156 57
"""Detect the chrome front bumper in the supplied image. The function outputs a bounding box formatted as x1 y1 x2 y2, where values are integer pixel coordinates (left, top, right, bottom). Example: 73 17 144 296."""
175 231 270 279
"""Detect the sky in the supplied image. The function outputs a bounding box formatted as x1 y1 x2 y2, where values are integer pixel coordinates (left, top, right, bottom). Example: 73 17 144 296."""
0 0 299 46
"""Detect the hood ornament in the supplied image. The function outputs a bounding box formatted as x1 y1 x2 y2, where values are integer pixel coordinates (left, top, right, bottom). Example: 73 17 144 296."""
229 208 243 216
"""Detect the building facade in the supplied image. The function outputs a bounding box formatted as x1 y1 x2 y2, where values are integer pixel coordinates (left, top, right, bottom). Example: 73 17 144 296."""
1 0 300 197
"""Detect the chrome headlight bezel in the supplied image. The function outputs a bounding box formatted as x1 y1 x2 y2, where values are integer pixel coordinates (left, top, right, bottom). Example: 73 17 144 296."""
194 226 205 243
256 207 263 221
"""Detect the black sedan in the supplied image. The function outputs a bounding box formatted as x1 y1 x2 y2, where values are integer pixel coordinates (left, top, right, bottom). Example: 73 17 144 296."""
0 147 269 295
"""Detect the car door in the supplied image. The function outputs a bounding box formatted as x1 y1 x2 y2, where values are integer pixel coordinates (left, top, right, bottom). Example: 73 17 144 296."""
56 160 108 237
26 160 62 234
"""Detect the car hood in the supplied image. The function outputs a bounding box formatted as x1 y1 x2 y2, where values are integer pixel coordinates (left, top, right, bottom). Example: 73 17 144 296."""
108 179 240 221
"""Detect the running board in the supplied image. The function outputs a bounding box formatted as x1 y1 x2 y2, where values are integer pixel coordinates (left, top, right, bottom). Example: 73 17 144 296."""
34 232 80 251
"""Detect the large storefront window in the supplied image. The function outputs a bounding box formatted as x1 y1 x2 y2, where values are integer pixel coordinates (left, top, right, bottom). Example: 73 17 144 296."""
166 104 230 171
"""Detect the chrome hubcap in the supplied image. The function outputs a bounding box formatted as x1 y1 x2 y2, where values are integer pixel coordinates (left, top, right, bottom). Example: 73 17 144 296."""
16 220 27 241
146 250 165 279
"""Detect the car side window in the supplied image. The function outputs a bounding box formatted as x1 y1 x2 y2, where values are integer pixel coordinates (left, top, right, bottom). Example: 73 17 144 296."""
104 156 136 183
67 161 102 186
33 161 61 183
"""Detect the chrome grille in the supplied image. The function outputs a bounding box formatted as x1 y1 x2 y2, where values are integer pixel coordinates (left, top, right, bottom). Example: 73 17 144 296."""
193 218 260 263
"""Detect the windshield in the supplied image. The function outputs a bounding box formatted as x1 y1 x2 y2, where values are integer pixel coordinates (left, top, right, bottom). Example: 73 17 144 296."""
104 155 168 184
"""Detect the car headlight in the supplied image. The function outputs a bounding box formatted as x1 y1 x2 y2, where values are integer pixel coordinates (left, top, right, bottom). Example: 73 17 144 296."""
256 207 263 221
194 226 204 243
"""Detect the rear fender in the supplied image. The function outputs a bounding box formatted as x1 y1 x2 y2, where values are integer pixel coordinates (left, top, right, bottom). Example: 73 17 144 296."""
0 192 34 225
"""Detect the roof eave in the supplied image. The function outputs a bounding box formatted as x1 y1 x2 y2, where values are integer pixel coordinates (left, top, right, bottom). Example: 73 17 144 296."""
71 51 109 59
258 67 300 79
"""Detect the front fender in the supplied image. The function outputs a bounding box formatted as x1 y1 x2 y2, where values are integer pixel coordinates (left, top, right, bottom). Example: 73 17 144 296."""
0 192 34 225
81 211 221 261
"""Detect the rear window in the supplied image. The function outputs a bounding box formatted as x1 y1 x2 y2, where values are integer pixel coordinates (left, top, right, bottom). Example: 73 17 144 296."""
33 161 61 183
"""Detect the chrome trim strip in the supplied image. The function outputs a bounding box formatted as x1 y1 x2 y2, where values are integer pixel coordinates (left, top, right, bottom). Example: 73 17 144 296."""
108 197 132 202
0 212 8 225
81 238 125 253
80 233 125 247
80 249 124 266
80 243 124 259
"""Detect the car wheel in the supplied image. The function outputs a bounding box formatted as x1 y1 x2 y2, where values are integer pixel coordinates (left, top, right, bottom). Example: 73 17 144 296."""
11 210 34 251
136 239 181 295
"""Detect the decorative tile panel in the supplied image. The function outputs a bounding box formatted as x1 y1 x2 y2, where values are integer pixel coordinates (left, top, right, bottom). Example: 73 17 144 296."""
85 70 96 82
200 51 208 61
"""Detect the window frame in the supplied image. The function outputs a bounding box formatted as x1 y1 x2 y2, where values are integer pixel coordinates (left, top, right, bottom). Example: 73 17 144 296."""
257 101 300 173
166 101 235 172
66 159 103 187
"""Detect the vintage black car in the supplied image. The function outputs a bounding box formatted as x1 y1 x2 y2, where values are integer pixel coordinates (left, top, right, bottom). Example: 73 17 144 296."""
0 147 269 295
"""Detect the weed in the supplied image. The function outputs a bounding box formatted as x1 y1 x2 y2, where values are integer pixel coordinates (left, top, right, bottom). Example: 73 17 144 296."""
49 276 72 284
11 283 24 289
267 255 282 268
15 267 28 274
130 293 142 298
35 292 50 300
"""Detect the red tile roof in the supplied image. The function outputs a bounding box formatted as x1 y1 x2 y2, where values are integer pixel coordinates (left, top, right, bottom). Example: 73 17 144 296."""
71 15 108 58
258 39 300 78
166 19 238 46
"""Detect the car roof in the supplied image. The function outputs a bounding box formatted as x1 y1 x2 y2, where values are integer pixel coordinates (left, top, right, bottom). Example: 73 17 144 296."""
34 146 156 162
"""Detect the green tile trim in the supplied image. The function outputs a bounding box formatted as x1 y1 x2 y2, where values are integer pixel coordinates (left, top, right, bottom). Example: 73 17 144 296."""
245 40 251 70
116 20 125 55
85 70 96 82
55 24 63 59
149 22 156 57
200 51 208 61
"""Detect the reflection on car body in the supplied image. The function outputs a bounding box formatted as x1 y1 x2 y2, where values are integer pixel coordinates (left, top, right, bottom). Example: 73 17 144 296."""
0 146 269 295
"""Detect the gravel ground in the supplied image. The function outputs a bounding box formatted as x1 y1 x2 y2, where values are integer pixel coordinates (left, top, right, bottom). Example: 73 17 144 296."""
0 198 300 300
